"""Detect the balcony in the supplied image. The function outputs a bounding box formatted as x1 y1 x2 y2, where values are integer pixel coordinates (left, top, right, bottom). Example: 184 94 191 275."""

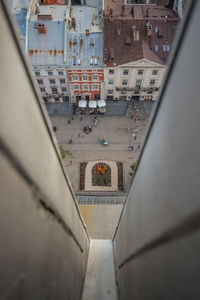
116 86 160 92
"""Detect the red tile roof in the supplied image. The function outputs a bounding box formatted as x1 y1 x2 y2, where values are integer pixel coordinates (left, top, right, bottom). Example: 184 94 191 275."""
103 15 179 66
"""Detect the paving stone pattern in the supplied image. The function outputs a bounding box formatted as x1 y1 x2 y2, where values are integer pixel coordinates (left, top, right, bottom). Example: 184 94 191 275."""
50 108 150 193
76 194 127 205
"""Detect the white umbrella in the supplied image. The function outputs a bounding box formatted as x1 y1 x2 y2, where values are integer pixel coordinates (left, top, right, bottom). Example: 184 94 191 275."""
98 100 106 107
78 100 87 108
89 100 97 108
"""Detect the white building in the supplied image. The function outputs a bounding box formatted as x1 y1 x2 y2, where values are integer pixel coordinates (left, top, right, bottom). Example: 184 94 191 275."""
26 1 70 102
104 58 166 101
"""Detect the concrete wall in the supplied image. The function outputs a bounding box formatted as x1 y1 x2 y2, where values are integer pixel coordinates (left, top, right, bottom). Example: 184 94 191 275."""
0 1 89 299
113 1 200 299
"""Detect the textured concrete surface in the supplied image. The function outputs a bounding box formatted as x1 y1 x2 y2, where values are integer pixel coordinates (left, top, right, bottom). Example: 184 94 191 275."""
79 205 123 239
82 240 117 300
114 2 200 299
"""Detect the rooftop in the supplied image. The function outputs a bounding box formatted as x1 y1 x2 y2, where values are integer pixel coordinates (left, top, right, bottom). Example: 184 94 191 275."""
103 17 178 66
28 5 68 66
65 5 103 68
104 1 177 19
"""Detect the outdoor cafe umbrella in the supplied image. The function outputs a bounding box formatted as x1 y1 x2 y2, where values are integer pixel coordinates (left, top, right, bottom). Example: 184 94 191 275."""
97 100 106 107
89 100 97 108
78 100 87 108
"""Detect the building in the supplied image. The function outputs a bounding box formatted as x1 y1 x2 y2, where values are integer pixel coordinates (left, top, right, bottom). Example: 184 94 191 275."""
65 0 104 102
26 1 70 102
173 0 188 18
11 0 30 46
103 3 179 101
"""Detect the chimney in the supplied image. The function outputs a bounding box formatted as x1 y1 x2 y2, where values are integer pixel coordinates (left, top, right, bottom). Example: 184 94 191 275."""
85 29 90 36
37 24 47 34
117 28 120 36
147 23 152 36
72 18 76 28
38 14 52 20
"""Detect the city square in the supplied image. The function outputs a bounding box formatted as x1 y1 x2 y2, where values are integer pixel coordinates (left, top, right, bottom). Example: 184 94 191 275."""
50 105 150 195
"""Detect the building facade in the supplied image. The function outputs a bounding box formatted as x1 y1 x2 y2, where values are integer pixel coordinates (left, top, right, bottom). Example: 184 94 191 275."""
65 0 104 102
104 59 165 101
103 2 179 101
27 1 70 102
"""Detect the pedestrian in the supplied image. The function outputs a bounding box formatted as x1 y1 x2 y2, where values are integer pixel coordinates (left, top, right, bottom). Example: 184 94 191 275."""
138 144 140 149
68 120 71 124
80 116 83 121
131 114 134 119
135 135 137 140
78 133 81 137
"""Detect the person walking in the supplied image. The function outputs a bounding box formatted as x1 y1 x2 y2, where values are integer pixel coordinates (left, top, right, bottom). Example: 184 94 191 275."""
68 120 71 124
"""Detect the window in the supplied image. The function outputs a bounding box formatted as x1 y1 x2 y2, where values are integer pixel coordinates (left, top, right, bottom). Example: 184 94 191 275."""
121 91 126 94
93 75 98 81
90 58 93 65
154 45 158 52
155 27 158 33
138 70 143 75
93 85 98 90
90 37 95 45
73 57 77 65
50 79 56 84
108 89 113 94
61 87 67 92
152 70 158 75
58 71 64 75
72 76 78 81
48 71 53 76
135 91 139 95
162 45 170 52
109 69 114 75
60 79 65 84
150 79 155 86
94 58 98 65
82 76 88 81
55 97 60 102
52 87 58 94
147 90 153 94
40 87 45 92
123 70 129 75
83 85 89 90
136 79 142 87
35 71 40 76
74 85 79 90
73 36 77 44
37 79 43 85
77 58 81 65
108 80 114 85
122 80 128 85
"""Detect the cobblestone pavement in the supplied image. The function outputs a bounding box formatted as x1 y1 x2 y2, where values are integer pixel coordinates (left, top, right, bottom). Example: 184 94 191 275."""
50 108 150 194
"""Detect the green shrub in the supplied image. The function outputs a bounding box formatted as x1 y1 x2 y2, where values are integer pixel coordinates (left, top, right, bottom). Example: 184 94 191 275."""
59 146 72 159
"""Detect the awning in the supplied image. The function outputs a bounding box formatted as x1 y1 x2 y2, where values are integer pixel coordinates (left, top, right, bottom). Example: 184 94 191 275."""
78 100 87 108
89 100 97 108
97 100 106 107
